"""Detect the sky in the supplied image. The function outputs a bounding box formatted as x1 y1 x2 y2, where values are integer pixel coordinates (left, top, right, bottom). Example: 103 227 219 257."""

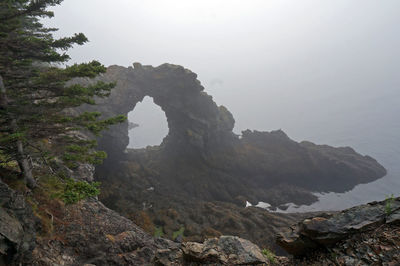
44 0 400 145
43 0 400 208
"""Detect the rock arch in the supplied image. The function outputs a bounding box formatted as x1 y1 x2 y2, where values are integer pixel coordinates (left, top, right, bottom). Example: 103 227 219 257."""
78 62 385 198
81 63 236 159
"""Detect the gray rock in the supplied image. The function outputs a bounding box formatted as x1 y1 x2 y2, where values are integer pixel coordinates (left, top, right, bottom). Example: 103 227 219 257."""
0 179 36 265
277 197 400 257
74 63 236 160
32 198 179 266
0 209 23 247
155 235 268 265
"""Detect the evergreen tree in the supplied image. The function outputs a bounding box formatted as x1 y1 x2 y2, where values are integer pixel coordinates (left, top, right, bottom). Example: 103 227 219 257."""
0 0 125 188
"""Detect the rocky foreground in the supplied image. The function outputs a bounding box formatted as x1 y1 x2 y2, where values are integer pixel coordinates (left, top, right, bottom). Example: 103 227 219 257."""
2 173 399 265
277 197 400 265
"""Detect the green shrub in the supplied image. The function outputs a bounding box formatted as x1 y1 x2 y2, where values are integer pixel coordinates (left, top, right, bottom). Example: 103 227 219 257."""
385 194 395 215
62 178 100 204
172 226 185 240
262 248 276 264
63 144 107 169
0 150 18 169
154 226 164 238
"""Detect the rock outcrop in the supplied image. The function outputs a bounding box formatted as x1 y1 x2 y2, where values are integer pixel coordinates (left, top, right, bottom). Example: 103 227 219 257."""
77 63 236 160
83 63 386 201
277 197 400 265
0 178 35 265
73 62 387 250
155 236 269 265
32 198 180 265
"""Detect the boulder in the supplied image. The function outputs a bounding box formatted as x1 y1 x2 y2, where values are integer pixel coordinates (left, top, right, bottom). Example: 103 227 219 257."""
32 198 179 265
154 235 269 265
277 197 400 257
0 179 36 265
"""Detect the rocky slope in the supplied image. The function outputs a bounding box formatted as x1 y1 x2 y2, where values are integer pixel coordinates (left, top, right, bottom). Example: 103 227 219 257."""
2 167 399 266
0 167 285 265
100 187 312 254
31 197 176 265
277 197 400 265
0 169 175 265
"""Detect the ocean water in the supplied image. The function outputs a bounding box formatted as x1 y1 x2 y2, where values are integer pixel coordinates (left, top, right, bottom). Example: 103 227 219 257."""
271 115 400 213
245 88 400 212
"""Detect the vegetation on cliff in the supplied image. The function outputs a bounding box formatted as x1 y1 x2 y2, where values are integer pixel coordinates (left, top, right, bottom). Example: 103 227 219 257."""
0 0 125 188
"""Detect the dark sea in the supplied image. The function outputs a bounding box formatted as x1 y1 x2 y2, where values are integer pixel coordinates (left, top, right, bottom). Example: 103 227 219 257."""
239 86 400 212
271 100 400 212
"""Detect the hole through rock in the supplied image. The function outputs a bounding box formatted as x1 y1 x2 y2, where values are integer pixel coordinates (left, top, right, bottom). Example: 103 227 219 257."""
127 96 169 149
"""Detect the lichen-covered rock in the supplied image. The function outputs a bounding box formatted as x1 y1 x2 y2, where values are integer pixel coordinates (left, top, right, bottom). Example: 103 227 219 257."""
277 197 400 261
155 235 269 265
0 179 36 265
32 198 178 265
279 222 400 266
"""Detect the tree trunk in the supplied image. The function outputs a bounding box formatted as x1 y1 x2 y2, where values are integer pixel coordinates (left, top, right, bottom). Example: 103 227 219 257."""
1 74 36 188
15 127 36 188
0 75 8 108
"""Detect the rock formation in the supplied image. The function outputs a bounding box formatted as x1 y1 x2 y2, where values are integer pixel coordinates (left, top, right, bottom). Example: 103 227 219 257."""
73 62 387 249
154 236 269 265
0 177 35 265
277 197 400 265
32 198 178 265
78 63 236 160
80 63 385 197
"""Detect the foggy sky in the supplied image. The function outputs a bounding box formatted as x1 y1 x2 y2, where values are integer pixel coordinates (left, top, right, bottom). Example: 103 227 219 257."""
45 0 400 147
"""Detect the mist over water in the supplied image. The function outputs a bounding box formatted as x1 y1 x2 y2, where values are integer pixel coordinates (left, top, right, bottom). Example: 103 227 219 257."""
127 97 169 149
45 0 400 211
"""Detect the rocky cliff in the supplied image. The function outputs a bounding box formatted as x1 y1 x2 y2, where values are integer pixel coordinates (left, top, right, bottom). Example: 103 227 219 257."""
0 170 273 265
76 63 236 160
77 63 386 201
74 63 387 247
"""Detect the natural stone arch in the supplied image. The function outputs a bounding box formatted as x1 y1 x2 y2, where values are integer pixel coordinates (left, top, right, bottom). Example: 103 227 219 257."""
76 62 386 208
79 62 236 159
